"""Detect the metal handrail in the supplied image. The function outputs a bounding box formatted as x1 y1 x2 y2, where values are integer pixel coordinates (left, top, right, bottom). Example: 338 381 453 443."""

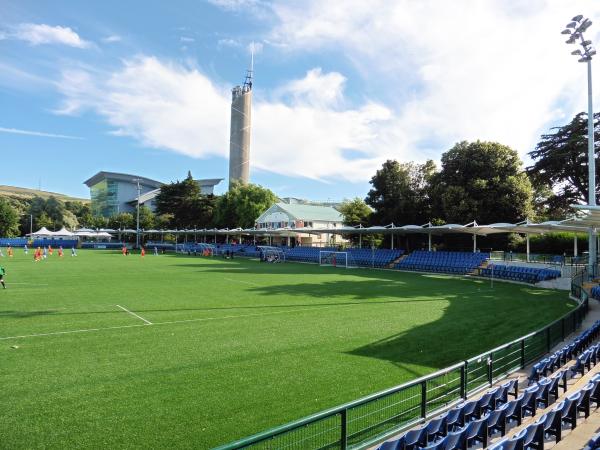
215 278 590 450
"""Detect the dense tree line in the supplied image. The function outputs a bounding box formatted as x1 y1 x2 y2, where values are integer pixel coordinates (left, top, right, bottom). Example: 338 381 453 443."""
339 110 600 251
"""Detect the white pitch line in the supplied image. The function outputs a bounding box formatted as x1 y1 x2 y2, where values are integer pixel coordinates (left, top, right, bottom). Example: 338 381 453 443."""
0 304 347 340
223 277 260 286
116 304 153 325
0 323 147 340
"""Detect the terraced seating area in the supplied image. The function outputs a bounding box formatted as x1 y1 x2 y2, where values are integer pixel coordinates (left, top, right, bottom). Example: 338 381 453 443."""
591 286 600 301
346 248 404 268
585 430 600 449
480 264 562 284
0 238 28 246
395 251 489 274
376 319 600 450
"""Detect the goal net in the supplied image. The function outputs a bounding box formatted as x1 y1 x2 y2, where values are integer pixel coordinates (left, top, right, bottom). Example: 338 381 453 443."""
258 246 285 263
319 251 356 268
197 243 215 256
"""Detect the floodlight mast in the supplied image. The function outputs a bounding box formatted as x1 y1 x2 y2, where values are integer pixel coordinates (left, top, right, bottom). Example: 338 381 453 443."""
563 15 597 276
133 178 142 249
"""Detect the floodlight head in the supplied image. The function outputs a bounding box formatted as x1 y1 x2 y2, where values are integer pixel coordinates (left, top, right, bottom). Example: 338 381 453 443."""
562 29 572 35
573 14 584 22
578 56 591 63
589 49 597 57
566 37 577 44
583 40 593 46
572 49 582 55
567 21 577 28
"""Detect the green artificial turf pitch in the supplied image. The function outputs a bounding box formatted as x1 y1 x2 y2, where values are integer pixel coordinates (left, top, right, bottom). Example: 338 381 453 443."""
0 250 576 449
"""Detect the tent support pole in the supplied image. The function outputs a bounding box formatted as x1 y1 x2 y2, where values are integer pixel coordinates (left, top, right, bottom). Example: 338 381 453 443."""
526 235 530 262
428 233 432 251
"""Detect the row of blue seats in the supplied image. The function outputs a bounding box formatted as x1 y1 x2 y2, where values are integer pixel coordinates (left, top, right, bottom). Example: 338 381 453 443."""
377 379 520 450
480 264 561 283
379 318 600 450
396 251 489 275
569 344 600 378
379 365 576 450
0 238 78 248
490 373 600 450
0 238 28 246
591 286 600 301
528 320 600 384
32 239 78 248
585 430 600 449
80 242 124 249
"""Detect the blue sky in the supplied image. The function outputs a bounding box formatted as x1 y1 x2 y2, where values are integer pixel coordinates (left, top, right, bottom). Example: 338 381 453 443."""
1 0 600 201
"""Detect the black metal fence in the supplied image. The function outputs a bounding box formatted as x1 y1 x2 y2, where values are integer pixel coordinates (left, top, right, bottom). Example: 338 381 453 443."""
215 287 590 450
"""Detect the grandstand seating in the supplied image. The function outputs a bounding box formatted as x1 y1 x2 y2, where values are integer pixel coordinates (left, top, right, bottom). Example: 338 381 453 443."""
591 286 600 301
0 238 28 247
395 251 489 274
80 242 125 249
480 264 561 284
31 239 78 248
376 319 600 450
585 430 600 449
527 320 600 385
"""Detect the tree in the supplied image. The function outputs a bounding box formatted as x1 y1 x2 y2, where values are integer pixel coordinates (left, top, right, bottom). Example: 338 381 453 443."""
0 198 19 237
365 160 436 226
214 182 276 228
431 141 534 224
155 172 216 228
107 213 134 230
339 198 373 245
138 206 155 230
339 198 372 226
27 196 75 230
36 212 54 229
527 112 600 215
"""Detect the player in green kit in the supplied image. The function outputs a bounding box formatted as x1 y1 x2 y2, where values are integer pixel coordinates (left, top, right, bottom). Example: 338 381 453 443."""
0 265 5 289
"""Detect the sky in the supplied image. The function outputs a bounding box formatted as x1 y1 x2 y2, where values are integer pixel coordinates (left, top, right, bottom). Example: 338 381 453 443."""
1 0 600 202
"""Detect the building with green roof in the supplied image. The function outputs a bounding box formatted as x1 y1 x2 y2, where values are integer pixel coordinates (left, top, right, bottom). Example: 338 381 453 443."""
255 202 344 246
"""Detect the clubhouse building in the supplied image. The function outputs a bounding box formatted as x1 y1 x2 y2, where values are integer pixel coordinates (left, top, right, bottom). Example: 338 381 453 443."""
255 200 344 246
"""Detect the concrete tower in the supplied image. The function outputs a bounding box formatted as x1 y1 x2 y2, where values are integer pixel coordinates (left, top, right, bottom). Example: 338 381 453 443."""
228 59 253 188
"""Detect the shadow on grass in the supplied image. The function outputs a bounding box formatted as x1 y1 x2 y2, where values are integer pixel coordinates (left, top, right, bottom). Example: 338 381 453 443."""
0 297 449 318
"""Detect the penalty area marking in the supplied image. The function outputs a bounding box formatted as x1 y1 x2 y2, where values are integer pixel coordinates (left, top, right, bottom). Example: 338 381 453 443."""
223 277 261 286
116 304 153 325
0 304 351 341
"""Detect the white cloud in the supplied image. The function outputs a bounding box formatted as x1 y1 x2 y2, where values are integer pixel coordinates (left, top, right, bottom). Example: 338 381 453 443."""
180 36 195 43
56 57 393 181
0 126 83 140
218 38 241 48
10 23 90 48
52 1 600 183
268 0 600 161
276 68 346 108
208 0 263 11
102 35 122 43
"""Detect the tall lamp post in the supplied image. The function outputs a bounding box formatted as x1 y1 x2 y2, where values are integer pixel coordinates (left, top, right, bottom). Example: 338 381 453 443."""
21 213 33 236
133 178 142 249
563 15 597 276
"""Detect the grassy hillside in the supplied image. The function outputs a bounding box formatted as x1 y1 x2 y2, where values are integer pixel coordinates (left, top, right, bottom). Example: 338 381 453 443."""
0 185 89 203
